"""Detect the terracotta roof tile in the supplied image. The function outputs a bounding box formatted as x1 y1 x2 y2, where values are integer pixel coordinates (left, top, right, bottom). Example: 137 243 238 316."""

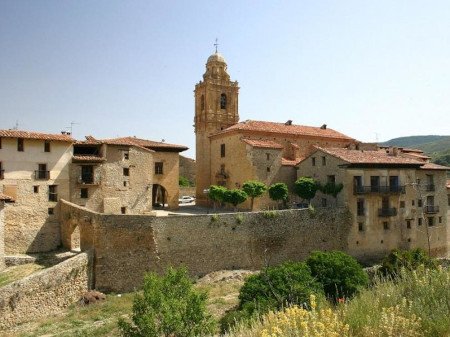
420 163 450 171
72 155 106 162
0 193 14 202
281 157 305 166
0 129 74 142
315 147 424 165
215 120 354 140
242 139 283 149
102 137 188 152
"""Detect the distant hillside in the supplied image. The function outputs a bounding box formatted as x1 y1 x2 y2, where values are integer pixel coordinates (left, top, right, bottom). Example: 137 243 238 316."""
382 135 450 167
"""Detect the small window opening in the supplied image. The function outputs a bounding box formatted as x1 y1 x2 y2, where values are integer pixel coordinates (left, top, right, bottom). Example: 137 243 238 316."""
44 141 50 152
33 186 39 193
18 138 24 152
220 144 225 158
123 167 130 176
358 222 364 232
48 207 54 215
155 162 163 175
80 188 88 199
121 207 126 214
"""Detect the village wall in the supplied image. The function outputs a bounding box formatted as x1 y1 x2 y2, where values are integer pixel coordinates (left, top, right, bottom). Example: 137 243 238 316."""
0 202 5 271
0 251 92 330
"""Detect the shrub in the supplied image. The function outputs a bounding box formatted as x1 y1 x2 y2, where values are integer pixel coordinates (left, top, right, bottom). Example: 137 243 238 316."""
179 175 192 187
208 185 227 209
268 183 289 209
379 248 437 278
306 251 368 300
118 267 215 337
223 189 248 210
242 180 267 210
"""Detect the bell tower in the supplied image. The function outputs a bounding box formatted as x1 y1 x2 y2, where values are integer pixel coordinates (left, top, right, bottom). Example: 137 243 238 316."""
194 51 239 204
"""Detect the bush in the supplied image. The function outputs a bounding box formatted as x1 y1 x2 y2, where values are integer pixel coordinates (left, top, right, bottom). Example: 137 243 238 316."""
179 176 192 187
294 177 318 203
224 189 248 209
268 183 289 208
242 180 267 210
118 267 215 337
306 251 368 300
379 248 437 278
221 261 323 332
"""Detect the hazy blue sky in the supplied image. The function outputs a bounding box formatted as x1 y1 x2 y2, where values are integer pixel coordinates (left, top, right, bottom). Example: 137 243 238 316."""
1 1 449 157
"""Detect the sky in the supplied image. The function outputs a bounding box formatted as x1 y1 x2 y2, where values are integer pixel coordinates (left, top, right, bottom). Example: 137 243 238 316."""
1 1 449 158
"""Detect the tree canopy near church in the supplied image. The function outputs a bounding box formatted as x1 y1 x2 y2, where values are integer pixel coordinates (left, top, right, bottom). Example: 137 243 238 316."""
294 177 319 204
268 183 289 208
242 180 267 211
224 189 248 210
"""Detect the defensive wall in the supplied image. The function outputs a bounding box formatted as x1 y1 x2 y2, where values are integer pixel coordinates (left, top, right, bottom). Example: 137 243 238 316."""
0 251 92 330
60 200 353 292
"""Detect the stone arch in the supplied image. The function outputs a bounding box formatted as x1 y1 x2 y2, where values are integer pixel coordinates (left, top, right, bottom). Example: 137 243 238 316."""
152 184 168 208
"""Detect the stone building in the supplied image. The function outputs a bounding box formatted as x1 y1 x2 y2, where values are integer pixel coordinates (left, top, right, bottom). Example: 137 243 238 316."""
0 194 13 271
71 136 188 213
296 146 449 260
194 52 356 209
0 130 74 253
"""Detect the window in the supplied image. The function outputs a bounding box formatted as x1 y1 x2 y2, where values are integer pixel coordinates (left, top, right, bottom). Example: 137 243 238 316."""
406 220 411 229
123 151 129 160
33 186 39 193
370 176 380 192
383 222 389 230
200 94 205 110
327 175 336 184
400 201 405 208
321 198 327 207
266 153 270 161
121 206 126 214
155 162 163 175
412 200 415 206
81 165 94 183
0 161 3 180
36 164 48 180
80 188 88 199
220 144 225 158
418 218 423 226
389 176 399 191
439 216 442 224
266 166 270 173
48 207 54 215
220 93 227 109
358 222 364 232
312 157 316 166
17 138 24 152
123 181 127 187
123 167 130 176
428 217 434 227
357 199 364 216
48 185 57 202
322 156 326 166
418 199 423 207
44 141 50 152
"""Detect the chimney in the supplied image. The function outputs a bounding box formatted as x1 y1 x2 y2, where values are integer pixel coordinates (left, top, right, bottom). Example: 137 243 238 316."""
320 124 327 130
387 146 399 156
285 120 293 126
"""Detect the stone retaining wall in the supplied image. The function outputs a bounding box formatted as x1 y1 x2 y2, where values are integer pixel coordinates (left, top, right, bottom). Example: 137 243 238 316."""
0 251 92 330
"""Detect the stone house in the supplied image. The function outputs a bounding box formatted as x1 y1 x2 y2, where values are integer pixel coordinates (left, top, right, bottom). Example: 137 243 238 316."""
0 130 74 253
194 52 356 209
0 193 14 271
296 146 449 261
71 136 188 213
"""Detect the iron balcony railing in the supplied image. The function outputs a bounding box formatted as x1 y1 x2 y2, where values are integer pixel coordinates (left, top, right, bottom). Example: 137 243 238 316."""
378 207 397 217
424 205 439 214
77 173 100 185
354 185 405 195
34 170 49 180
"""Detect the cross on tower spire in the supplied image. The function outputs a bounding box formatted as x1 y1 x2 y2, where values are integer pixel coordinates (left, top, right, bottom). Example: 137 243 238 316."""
214 38 219 53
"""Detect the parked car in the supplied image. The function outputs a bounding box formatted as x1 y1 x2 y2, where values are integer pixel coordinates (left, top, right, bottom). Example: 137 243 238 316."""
178 196 195 204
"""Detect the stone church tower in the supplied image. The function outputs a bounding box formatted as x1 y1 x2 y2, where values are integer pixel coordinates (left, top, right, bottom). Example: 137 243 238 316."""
194 52 239 205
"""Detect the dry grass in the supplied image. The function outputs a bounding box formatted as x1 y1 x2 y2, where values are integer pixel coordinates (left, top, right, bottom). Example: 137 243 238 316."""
0 263 45 288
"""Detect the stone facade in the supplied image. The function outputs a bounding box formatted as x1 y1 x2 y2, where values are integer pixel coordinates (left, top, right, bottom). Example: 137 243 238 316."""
0 251 92 330
0 134 73 253
297 147 449 263
0 201 5 271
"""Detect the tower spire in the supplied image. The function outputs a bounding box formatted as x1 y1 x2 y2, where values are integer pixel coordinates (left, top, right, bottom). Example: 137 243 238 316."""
214 38 219 53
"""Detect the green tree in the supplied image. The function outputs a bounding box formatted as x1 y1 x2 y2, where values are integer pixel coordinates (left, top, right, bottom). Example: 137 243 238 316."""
118 267 215 337
306 250 368 300
294 177 319 204
208 185 227 210
379 248 437 278
242 180 267 211
223 189 248 211
268 182 289 209
179 176 191 187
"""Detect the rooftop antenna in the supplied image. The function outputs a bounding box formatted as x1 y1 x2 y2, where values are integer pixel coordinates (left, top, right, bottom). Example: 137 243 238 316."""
66 121 79 135
214 38 219 53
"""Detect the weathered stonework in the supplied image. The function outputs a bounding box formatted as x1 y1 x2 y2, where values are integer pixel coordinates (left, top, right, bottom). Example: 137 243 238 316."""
0 202 5 271
0 251 92 330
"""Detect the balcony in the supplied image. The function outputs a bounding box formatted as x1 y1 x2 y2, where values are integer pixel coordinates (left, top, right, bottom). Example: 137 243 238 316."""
424 205 439 214
77 173 100 185
424 184 435 192
0 169 4 180
378 207 397 217
354 185 405 195
34 170 49 180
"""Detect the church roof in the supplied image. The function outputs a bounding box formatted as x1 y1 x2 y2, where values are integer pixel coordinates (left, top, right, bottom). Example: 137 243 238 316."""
207 52 226 63
0 129 74 142
213 120 354 140
242 139 283 149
